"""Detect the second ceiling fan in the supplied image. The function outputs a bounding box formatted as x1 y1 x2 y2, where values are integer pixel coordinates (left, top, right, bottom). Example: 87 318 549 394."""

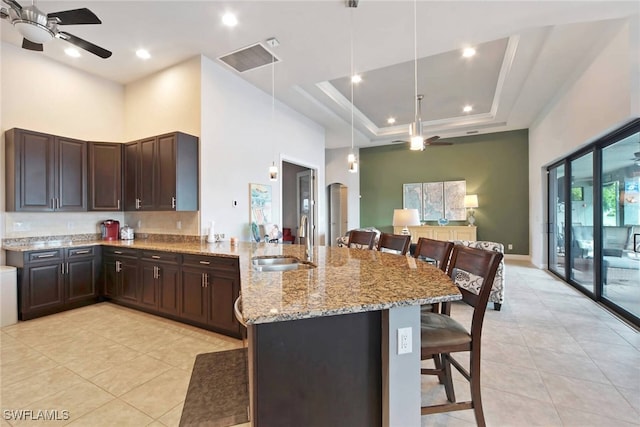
392 95 452 149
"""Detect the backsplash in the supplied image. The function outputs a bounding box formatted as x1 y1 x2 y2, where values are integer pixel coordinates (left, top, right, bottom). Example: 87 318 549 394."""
2 211 200 240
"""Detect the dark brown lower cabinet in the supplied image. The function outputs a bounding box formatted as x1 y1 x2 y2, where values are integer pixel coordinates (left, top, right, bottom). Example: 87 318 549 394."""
7 246 99 320
100 249 240 339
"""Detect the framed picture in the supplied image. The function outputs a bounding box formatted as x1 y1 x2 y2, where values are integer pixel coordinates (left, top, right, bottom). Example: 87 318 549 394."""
423 182 444 221
444 180 467 220
402 183 423 218
250 183 272 225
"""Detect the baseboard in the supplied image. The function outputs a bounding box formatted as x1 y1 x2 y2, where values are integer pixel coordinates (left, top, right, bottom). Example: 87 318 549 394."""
504 254 531 262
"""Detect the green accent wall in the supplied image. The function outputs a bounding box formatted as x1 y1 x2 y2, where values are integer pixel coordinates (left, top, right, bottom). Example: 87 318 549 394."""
359 129 529 254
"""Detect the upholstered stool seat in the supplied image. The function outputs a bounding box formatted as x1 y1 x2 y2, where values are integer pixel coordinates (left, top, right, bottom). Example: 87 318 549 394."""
420 313 470 347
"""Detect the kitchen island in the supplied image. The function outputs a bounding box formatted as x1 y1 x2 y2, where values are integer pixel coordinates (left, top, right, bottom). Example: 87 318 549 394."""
4 238 461 426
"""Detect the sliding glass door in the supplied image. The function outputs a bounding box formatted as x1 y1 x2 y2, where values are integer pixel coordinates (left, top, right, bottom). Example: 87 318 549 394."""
547 119 640 326
601 133 640 319
569 152 595 293
548 165 566 276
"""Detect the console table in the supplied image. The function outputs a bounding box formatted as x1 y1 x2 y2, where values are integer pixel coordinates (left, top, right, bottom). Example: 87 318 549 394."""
393 225 477 244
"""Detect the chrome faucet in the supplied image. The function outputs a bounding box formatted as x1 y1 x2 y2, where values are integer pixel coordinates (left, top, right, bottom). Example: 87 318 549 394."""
299 214 311 260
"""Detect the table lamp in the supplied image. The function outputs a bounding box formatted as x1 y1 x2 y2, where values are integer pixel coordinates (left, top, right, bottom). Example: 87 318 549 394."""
392 208 421 235
464 194 479 226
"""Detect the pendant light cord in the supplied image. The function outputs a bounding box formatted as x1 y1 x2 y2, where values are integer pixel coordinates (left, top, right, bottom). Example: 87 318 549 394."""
271 54 276 163
350 8 355 153
413 0 418 120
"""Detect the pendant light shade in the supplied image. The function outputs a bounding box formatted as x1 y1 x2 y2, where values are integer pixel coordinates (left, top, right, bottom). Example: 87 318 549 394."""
269 162 278 181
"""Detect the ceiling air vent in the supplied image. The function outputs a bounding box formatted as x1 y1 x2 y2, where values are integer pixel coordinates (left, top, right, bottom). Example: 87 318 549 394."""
218 43 279 73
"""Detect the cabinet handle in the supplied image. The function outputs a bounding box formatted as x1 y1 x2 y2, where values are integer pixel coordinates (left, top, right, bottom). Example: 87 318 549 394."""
199 260 210 265
117 199 120 210
56 198 60 210
113 250 123 255
135 198 141 210
201 273 204 288
204 273 209 288
61 263 65 274
116 260 121 272
36 253 56 258
151 255 161 259
66 262 69 274
75 250 90 254
51 198 55 209
171 197 176 209
156 266 160 279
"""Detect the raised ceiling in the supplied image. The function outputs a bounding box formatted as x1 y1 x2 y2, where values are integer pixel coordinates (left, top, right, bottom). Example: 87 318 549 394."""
1 1 638 149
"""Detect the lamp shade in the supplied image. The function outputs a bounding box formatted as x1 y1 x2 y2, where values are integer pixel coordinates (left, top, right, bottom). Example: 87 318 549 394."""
464 194 479 209
392 208 421 227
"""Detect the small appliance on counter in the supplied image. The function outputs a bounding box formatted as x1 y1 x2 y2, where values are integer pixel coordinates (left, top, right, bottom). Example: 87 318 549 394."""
101 220 120 241
120 225 135 240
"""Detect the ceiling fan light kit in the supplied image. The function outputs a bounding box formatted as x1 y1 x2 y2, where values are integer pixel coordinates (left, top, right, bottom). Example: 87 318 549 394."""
1 0 112 58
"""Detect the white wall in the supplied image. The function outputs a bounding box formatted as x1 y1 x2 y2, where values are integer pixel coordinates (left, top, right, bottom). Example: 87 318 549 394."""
529 20 640 267
200 56 326 243
325 147 361 232
124 57 201 140
1 43 125 263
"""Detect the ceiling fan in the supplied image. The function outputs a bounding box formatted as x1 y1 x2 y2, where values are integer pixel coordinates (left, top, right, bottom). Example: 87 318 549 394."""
0 0 111 58
632 151 640 166
392 95 452 148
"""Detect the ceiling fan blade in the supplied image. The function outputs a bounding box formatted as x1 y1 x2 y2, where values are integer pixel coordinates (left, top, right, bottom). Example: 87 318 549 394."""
22 38 43 51
391 140 409 144
48 8 101 25
425 141 453 146
2 0 22 11
58 31 111 58
425 135 441 143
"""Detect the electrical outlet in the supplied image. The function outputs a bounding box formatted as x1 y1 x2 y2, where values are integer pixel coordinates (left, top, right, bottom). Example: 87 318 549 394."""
397 327 412 355
508 244 513 250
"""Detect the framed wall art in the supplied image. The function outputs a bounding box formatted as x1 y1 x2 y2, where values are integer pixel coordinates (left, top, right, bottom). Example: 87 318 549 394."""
402 183 423 218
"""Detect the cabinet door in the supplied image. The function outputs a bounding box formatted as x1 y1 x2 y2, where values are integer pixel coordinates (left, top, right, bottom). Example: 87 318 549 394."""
139 262 159 309
25 263 64 312
208 272 240 335
66 258 97 303
123 142 139 211
10 129 55 211
139 137 156 210
119 259 139 304
180 267 208 324
432 228 454 241
453 227 477 242
158 264 180 315
155 134 177 210
88 142 122 211
56 137 87 211
102 256 118 298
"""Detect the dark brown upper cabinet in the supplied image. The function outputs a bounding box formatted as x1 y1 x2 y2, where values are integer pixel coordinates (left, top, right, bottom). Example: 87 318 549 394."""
5 128 86 212
88 142 122 211
124 132 198 211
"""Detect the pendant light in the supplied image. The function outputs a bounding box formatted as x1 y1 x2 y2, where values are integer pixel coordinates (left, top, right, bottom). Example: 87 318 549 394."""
347 5 358 173
268 51 278 181
409 0 424 151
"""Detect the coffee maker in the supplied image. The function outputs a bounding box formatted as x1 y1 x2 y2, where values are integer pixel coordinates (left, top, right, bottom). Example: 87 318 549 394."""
101 220 120 241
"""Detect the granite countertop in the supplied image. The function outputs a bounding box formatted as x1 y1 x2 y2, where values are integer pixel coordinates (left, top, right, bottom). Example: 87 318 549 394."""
3 238 461 325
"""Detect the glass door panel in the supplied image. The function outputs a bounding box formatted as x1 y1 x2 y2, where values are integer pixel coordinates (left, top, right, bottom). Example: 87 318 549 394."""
601 133 640 318
548 164 566 275
569 153 595 293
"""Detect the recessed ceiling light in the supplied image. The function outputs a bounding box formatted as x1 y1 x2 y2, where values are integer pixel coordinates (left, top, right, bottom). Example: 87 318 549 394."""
136 49 151 60
387 117 396 124
351 74 362 84
64 47 81 58
222 12 238 27
462 47 476 58
463 105 473 113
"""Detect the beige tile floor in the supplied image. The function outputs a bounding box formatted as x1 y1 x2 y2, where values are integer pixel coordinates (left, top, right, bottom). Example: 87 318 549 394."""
1 260 638 426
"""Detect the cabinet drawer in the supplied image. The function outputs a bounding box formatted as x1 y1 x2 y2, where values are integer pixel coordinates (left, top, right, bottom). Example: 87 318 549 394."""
28 249 63 263
182 254 239 271
66 246 97 259
140 250 180 264
103 247 138 258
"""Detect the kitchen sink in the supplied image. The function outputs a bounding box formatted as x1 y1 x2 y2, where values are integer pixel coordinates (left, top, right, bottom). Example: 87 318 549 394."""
251 256 316 272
